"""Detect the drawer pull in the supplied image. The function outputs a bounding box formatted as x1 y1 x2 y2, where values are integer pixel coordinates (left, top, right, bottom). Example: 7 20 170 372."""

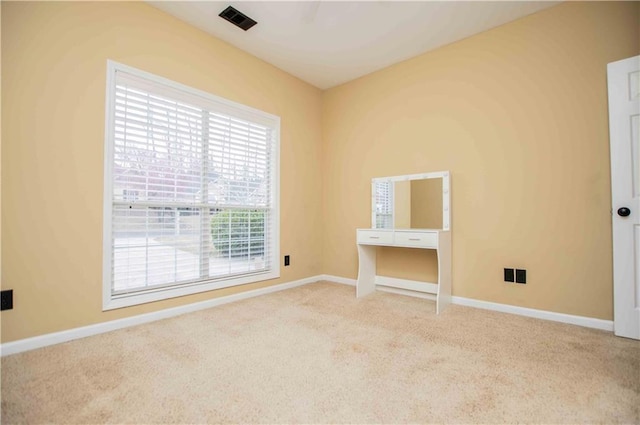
408 238 421 241
369 236 380 239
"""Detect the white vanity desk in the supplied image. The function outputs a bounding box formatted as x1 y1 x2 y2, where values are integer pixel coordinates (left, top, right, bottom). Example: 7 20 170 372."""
356 171 452 314
356 229 451 313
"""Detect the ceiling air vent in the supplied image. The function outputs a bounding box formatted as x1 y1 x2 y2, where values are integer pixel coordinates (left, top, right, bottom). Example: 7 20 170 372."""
219 6 257 31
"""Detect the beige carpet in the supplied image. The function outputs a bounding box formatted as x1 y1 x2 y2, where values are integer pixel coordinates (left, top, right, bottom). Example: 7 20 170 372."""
1 282 639 424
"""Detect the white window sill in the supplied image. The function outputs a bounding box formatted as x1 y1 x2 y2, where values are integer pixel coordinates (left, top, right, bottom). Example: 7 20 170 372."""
103 269 280 311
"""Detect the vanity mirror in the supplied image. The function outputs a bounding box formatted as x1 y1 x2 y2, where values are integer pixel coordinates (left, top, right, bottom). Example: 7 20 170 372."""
372 171 450 230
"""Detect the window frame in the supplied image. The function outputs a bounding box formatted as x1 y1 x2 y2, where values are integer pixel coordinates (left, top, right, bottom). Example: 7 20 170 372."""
102 60 280 311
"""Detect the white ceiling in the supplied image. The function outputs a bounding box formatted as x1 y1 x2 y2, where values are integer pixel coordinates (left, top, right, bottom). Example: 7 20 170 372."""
149 1 560 90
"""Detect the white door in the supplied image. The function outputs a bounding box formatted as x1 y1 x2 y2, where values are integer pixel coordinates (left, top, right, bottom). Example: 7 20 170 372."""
608 55 640 340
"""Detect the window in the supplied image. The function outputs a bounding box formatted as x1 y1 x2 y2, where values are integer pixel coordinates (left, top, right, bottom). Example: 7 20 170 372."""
103 61 280 310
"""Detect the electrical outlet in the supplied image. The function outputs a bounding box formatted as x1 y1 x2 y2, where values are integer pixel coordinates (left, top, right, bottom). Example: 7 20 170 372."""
1 290 13 311
284 255 290 266
516 269 527 284
504 268 514 282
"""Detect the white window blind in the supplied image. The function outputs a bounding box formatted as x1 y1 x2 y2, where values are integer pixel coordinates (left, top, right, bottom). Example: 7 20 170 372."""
103 61 280 310
375 181 393 228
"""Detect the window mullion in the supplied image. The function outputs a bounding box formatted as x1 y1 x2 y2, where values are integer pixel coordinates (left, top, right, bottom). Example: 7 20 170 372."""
174 207 178 282
199 110 210 279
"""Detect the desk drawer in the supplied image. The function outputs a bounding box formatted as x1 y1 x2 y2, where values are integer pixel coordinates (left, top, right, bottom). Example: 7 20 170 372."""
357 230 393 245
394 231 438 248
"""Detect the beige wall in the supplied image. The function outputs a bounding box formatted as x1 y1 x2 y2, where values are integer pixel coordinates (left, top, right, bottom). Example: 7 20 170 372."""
322 1 639 320
0 3 3 317
1 1 323 342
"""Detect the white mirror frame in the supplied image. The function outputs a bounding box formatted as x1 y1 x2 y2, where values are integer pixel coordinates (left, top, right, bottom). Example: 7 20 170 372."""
371 171 450 231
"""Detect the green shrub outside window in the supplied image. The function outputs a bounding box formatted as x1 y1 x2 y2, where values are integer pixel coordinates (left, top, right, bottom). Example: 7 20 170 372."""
211 209 266 257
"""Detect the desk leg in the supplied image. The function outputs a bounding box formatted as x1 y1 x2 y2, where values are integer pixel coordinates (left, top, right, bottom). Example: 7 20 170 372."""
356 244 376 298
436 232 452 314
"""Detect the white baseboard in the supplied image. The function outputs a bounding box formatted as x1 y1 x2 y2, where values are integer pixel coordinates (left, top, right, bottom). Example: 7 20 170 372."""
320 275 613 332
319 274 356 286
451 296 614 332
2 275 614 356
1 275 324 357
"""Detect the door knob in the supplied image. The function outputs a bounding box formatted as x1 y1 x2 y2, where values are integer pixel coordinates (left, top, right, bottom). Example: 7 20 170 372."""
617 207 631 217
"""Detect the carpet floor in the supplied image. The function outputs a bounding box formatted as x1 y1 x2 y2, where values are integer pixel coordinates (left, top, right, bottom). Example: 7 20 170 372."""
1 281 639 423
